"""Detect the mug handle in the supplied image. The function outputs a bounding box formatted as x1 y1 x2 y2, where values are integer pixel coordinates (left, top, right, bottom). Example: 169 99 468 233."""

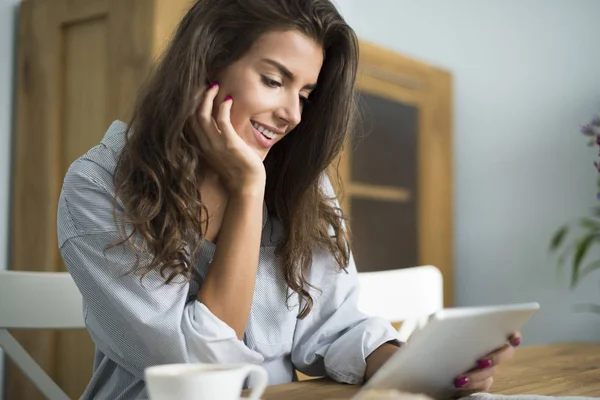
241 365 268 400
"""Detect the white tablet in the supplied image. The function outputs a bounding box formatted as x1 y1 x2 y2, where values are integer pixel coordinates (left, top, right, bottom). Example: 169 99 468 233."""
361 302 540 399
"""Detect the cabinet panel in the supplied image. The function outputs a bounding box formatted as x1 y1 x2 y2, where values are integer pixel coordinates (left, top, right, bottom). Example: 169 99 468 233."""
338 41 453 307
351 197 418 272
9 0 156 398
62 16 110 174
352 92 419 189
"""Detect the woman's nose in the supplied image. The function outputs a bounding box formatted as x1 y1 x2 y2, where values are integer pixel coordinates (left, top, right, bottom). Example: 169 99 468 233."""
276 97 302 127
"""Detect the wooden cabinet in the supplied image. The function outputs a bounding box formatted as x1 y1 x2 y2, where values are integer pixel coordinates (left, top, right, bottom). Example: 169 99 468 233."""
337 42 454 306
9 0 191 398
9 1 452 398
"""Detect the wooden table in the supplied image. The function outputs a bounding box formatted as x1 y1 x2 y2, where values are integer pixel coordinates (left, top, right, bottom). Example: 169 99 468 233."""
256 343 600 399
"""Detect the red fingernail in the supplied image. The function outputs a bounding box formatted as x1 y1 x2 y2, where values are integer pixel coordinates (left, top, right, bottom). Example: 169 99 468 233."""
477 359 492 369
209 82 219 89
224 95 232 101
454 376 469 388
512 337 521 346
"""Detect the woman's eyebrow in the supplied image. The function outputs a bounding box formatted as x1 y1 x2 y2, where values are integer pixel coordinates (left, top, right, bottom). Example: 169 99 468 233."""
261 58 317 90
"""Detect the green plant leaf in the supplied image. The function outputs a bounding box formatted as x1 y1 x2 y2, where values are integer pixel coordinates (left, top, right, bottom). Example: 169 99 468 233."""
549 225 569 252
579 218 600 231
556 241 574 274
578 260 600 281
571 233 599 288
572 303 600 314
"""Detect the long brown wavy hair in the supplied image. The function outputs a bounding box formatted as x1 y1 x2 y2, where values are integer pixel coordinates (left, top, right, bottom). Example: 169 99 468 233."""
113 0 359 318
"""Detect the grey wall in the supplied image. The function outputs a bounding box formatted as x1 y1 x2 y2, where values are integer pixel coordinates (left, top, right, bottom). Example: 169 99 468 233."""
0 1 19 398
336 0 600 344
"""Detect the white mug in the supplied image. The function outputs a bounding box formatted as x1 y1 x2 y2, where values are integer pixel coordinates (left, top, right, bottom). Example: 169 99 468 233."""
145 363 268 400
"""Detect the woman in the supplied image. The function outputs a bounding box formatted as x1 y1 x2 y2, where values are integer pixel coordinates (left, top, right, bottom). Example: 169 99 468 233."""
57 0 520 398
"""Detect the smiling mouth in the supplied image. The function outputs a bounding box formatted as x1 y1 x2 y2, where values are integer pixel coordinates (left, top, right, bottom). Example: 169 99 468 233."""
251 121 280 140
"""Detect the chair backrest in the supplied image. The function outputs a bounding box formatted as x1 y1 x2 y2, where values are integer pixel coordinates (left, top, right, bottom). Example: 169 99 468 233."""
0 270 85 400
357 265 443 342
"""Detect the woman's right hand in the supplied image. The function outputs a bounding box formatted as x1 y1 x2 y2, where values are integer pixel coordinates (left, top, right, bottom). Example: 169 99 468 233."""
193 83 266 196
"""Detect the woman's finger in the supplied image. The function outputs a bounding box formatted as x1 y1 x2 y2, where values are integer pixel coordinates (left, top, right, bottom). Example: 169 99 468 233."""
455 366 494 390
215 96 239 144
461 376 493 393
480 342 515 368
198 83 221 140
509 332 522 347
199 83 219 121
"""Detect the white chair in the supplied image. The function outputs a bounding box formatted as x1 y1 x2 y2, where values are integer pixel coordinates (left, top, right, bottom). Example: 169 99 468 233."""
0 270 85 400
357 265 443 342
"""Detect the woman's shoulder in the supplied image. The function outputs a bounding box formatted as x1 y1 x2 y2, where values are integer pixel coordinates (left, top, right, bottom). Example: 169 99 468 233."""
59 121 129 240
62 120 128 197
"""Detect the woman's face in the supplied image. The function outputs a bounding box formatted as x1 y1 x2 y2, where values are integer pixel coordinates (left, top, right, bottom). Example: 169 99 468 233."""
215 30 324 160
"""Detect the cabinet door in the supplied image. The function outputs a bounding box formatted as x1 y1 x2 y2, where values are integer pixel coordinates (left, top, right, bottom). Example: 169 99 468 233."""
337 41 453 306
9 0 154 398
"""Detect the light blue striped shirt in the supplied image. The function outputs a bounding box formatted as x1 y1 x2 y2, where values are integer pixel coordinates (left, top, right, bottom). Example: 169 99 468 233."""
57 121 399 399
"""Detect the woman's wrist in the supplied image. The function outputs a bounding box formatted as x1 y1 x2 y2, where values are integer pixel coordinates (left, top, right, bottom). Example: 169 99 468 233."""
228 181 265 199
364 342 401 381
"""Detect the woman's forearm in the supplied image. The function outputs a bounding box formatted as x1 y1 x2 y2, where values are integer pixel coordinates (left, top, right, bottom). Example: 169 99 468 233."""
196 187 265 339
364 343 400 381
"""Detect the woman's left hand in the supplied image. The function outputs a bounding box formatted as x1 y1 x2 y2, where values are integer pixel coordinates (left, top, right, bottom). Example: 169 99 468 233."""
453 332 522 394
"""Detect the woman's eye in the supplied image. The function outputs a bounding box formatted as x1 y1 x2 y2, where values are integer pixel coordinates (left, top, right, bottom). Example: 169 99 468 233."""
261 75 311 107
300 96 312 107
261 76 282 88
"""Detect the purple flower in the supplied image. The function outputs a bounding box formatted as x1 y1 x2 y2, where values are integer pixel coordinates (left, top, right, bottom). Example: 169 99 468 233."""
581 124 600 136
592 116 600 127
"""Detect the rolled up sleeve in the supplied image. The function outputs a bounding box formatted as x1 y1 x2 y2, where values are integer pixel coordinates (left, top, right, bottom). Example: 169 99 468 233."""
183 302 263 364
291 250 398 384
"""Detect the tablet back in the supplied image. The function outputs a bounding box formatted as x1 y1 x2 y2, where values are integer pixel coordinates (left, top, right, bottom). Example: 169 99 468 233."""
362 302 540 399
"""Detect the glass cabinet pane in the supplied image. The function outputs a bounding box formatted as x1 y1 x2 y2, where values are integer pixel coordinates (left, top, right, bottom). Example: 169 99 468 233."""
352 92 419 188
350 197 418 272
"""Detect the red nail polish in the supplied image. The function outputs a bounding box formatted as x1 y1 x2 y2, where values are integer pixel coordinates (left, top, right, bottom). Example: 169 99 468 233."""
454 376 469 388
477 359 492 369
209 82 219 89
512 337 521 346
224 95 232 101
